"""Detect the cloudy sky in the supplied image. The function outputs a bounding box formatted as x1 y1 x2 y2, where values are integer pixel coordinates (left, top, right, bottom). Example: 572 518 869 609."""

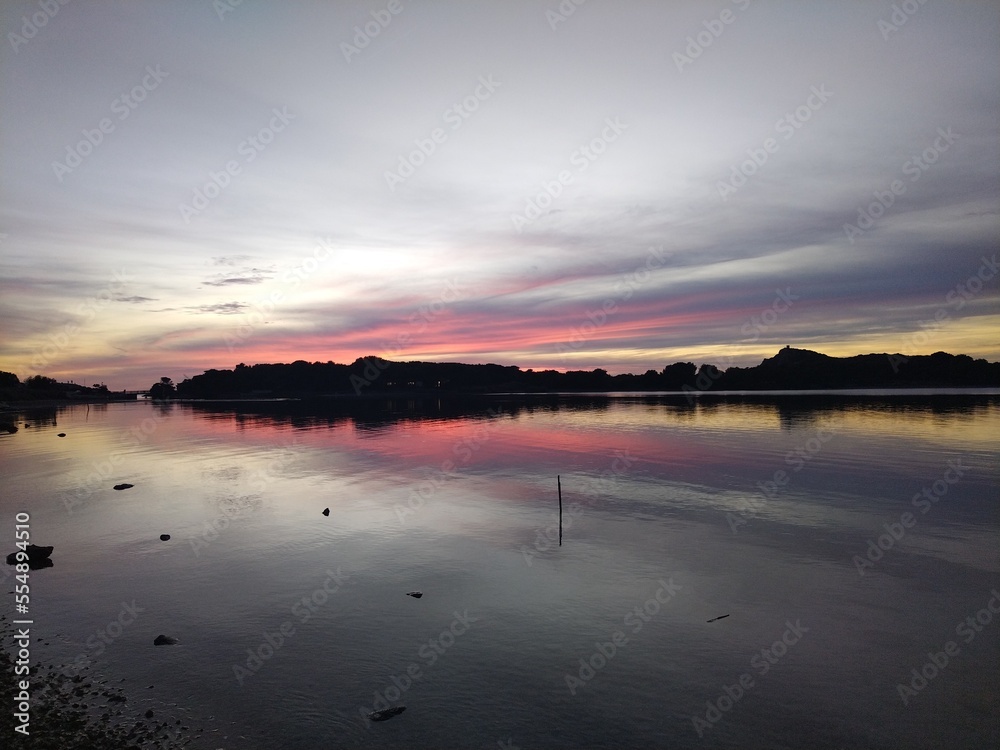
1 0 998 389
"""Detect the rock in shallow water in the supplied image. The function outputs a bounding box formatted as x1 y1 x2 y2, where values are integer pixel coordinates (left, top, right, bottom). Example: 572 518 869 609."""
153 635 178 646
6 544 54 566
406 591 423 598
369 706 405 721
159 534 170 541
322 507 330 516
113 483 134 491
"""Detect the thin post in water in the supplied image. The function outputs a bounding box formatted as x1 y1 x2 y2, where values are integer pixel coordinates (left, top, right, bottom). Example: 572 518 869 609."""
558 474 562 546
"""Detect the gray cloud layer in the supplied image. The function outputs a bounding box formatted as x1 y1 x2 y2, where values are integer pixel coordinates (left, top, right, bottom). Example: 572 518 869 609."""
1 1 997 387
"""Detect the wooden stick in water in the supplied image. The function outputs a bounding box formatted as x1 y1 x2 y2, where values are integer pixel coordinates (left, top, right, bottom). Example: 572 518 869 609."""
558 476 563 546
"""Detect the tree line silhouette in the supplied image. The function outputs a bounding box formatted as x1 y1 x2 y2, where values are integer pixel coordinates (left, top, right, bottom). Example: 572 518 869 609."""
2 348 996 403
170 348 999 399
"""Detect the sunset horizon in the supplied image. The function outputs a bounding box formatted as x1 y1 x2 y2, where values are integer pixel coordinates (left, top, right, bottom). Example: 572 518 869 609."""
3 2 998 389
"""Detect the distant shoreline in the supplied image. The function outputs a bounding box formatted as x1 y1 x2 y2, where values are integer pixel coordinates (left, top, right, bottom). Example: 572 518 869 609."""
4 387 999 415
0 396 140 412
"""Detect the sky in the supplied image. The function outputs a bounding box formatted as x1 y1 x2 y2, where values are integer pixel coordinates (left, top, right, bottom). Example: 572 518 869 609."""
1 0 998 390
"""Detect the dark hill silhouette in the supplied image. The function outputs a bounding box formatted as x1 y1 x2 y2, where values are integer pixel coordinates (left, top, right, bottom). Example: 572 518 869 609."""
173 348 999 399
718 348 998 390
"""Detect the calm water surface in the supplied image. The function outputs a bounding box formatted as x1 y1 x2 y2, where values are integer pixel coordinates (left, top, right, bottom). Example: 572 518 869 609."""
1 394 998 749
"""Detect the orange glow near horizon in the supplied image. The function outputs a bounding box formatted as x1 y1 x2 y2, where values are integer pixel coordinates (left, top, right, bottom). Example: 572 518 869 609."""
3 286 999 390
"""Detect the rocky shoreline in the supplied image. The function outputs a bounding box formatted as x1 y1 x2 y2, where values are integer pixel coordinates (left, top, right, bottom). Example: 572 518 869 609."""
0 616 199 750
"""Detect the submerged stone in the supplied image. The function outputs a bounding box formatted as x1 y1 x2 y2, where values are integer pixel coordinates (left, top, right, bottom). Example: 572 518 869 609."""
369 706 406 721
